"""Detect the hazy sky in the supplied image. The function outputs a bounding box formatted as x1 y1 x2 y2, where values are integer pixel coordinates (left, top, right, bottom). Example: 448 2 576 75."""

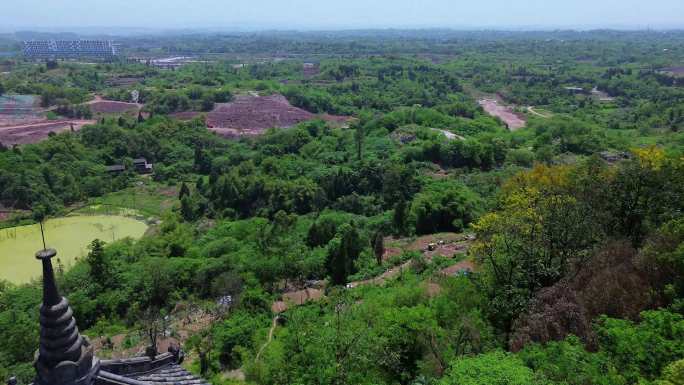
2 0 683 31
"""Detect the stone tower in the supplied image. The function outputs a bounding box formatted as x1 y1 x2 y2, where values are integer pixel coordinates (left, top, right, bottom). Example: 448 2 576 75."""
33 248 100 385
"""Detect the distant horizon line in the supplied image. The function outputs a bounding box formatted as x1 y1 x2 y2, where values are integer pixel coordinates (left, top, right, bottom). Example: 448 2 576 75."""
2 24 684 36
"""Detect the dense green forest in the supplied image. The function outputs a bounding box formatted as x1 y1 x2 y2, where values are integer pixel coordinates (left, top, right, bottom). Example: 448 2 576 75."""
1 31 684 385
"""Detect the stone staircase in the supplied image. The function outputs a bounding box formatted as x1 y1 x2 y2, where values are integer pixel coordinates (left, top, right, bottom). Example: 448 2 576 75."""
134 364 211 385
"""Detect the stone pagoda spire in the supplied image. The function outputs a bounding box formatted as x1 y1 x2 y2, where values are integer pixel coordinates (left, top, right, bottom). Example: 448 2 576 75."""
34 248 100 385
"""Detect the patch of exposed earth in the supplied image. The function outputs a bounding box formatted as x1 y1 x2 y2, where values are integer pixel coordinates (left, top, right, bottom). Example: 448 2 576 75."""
271 288 325 313
440 260 477 276
171 94 351 138
0 95 137 145
478 98 526 130
91 304 215 360
0 119 95 145
83 95 141 114
0 115 46 127
661 66 684 77
88 100 141 114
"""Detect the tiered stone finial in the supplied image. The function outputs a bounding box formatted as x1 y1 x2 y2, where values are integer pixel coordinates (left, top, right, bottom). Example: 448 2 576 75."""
34 248 100 385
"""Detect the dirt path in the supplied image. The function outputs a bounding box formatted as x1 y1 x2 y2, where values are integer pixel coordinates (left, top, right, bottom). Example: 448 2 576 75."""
0 119 93 131
255 235 475 368
271 234 474 312
526 106 551 118
347 260 413 289
255 316 279 362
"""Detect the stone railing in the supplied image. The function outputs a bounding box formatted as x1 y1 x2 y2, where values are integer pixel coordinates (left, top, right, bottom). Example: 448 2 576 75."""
99 352 176 377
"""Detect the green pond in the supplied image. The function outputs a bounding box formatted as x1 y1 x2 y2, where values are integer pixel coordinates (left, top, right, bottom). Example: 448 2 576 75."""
0 215 148 284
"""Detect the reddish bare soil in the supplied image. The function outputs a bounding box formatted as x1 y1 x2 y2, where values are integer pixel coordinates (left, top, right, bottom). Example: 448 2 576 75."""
271 301 288 313
382 247 403 262
168 111 201 120
283 288 325 304
271 288 325 313
91 305 214 359
174 94 350 138
158 187 179 197
425 282 443 297
86 96 141 114
424 241 470 259
663 66 684 75
440 260 476 276
0 119 95 145
207 94 349 136
479 98 526 131
405 233 471 252
303 63 320 77
0 115 46 128
88 101 140 114
0 96 135 146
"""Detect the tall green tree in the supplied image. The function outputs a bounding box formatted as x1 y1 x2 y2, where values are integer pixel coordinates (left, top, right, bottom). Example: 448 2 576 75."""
372 231 384 266
354 123 366 160
194 147 211 174
439 351 537 385
180 194 195 222
86 239 111 286
327 223 363 285
393 198 408 236
179 182 190 200
439 351 544 385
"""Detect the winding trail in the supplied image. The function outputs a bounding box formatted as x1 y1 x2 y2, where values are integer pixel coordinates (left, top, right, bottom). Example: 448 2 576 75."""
254 235 475 365
255 316 279 362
